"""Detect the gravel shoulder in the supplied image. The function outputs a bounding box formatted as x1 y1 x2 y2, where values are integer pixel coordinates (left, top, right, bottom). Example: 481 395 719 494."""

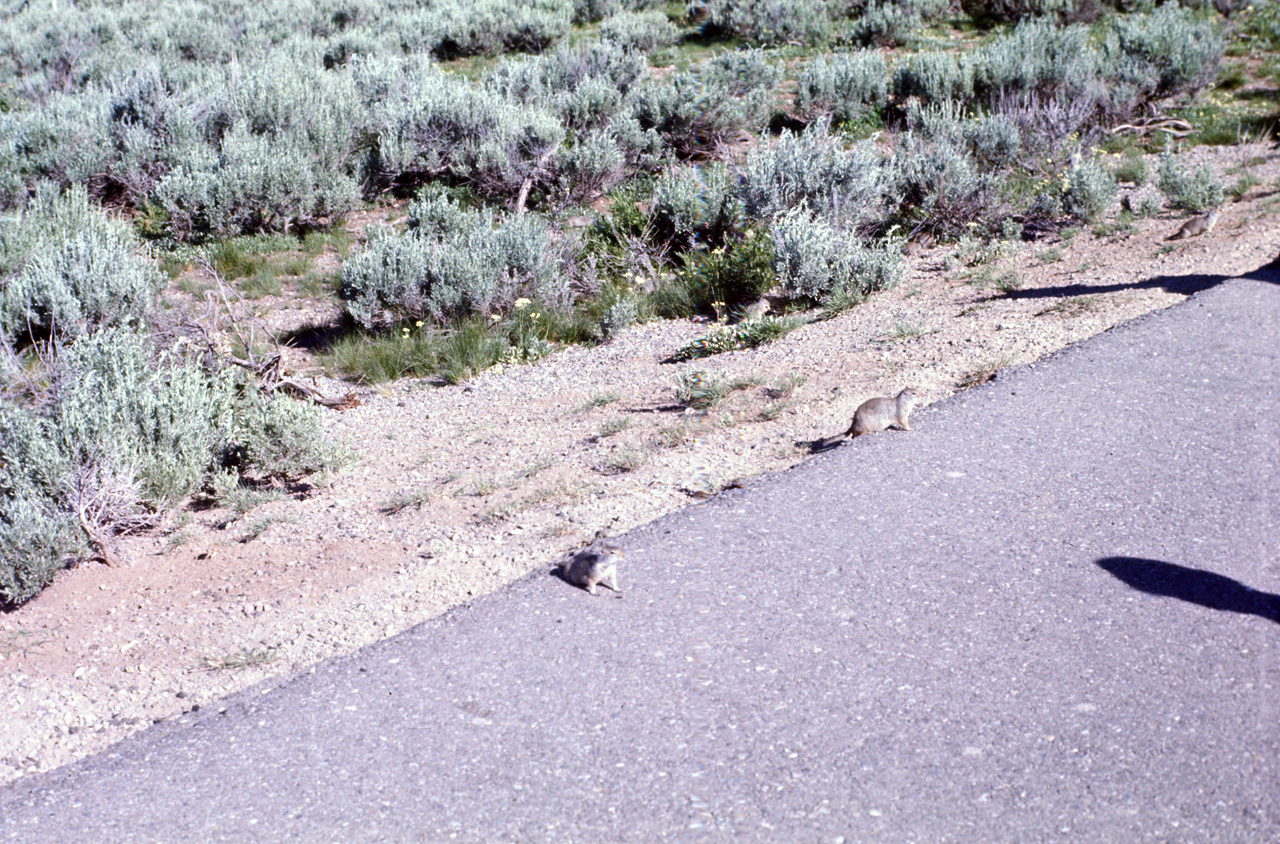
2 143 1278 785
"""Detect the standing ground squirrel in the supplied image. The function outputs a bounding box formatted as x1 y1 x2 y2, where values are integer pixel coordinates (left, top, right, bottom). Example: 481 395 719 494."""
845 388 922 437
741 297 770 321
559 544 623 595
1167 208 1221 240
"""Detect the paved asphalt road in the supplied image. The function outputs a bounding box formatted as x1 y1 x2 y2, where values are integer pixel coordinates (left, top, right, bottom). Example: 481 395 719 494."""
3 269 1278 843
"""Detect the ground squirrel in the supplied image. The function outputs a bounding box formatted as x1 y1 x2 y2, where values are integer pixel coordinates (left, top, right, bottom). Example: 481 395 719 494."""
844 388 922 437
740 297 770 321
1167 208 1221 240
559 544 623 595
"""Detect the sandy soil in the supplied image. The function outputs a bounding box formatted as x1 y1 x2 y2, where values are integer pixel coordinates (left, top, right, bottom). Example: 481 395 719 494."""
2 143 1278 785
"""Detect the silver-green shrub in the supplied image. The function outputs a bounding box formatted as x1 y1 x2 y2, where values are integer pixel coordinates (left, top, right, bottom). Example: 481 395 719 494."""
1111 4 1222 96
741 121 891 229
573 0 665 24
49 328 224 509
795 50 889 124
890 12 1220 125
153 50 362 236
434 0 573 56
706 48 784 110
157 125 361 238
340 189 569 327
0 325 337 605
362 58 566 201
600 295 640 338
960 0 1096 25
905 101 1023 171
599 11 681 52
770 205 904 300
483 41 645 134
704 0 838 46
847 0 927 47
1156 149 1224 213
558 129 630 200
1062 154 1117 223
971 19 1101 100
104 62 206 205
0 400 78 607
221 376 332 480
0 3 137 104
893 51 975 103
631 49 780 157
0 91 113 206
652 163 743 244
0 186 157 345
892 131 1008 236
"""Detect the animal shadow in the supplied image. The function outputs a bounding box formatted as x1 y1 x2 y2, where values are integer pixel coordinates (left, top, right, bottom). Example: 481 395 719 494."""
1096 557 1280 625
798 435 844 454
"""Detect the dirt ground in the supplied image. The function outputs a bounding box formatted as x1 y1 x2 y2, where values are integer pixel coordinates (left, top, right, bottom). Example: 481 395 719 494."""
2 143 1278 786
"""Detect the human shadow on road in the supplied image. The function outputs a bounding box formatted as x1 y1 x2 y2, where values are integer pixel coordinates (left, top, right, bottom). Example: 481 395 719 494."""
1000 258 1280 302
1096 557 1280 625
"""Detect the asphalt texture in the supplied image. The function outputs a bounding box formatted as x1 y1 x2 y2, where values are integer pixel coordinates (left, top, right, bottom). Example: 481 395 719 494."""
3 270 1279 844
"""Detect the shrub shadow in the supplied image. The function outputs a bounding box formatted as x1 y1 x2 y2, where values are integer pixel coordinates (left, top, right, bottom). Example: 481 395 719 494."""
1001 256 1280 302
1096 556 1280 625
275 317 352 353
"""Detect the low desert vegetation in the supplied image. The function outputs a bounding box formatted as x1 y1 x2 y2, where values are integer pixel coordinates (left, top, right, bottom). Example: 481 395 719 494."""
0 188 342 606
1 0 1273 605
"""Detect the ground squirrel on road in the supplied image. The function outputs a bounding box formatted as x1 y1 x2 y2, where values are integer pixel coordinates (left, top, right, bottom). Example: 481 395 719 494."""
560 545 623 595
1167 208 1221 240
844 388 922 437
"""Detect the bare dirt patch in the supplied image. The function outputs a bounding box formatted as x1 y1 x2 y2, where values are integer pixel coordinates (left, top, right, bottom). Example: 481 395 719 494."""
2 144 1278 784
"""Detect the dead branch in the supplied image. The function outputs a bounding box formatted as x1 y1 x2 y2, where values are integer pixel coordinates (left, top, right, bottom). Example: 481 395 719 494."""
274 378 361 410
514 146 559 217
182 256 354 408
1109 117 1193 138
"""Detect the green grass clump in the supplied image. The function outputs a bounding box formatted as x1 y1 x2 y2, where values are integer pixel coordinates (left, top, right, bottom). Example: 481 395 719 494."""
1113 151 1148 186
596 446 650 475
200 647 283 672
670 315 807 361
439 321 511 385
889 320 932 341
211 471 285 517
207 235 298 280
578 391 621 411
674 369 728 410
322 326 445 384
653 231 776 320
595 415 634 438
239 268 283 298
1228 172 1261 201
323 299 592 385
993 270 1023 294
381 489 435 514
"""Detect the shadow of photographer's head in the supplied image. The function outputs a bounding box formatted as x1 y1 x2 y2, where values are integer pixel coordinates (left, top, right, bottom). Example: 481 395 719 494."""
1096 557 1280 625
